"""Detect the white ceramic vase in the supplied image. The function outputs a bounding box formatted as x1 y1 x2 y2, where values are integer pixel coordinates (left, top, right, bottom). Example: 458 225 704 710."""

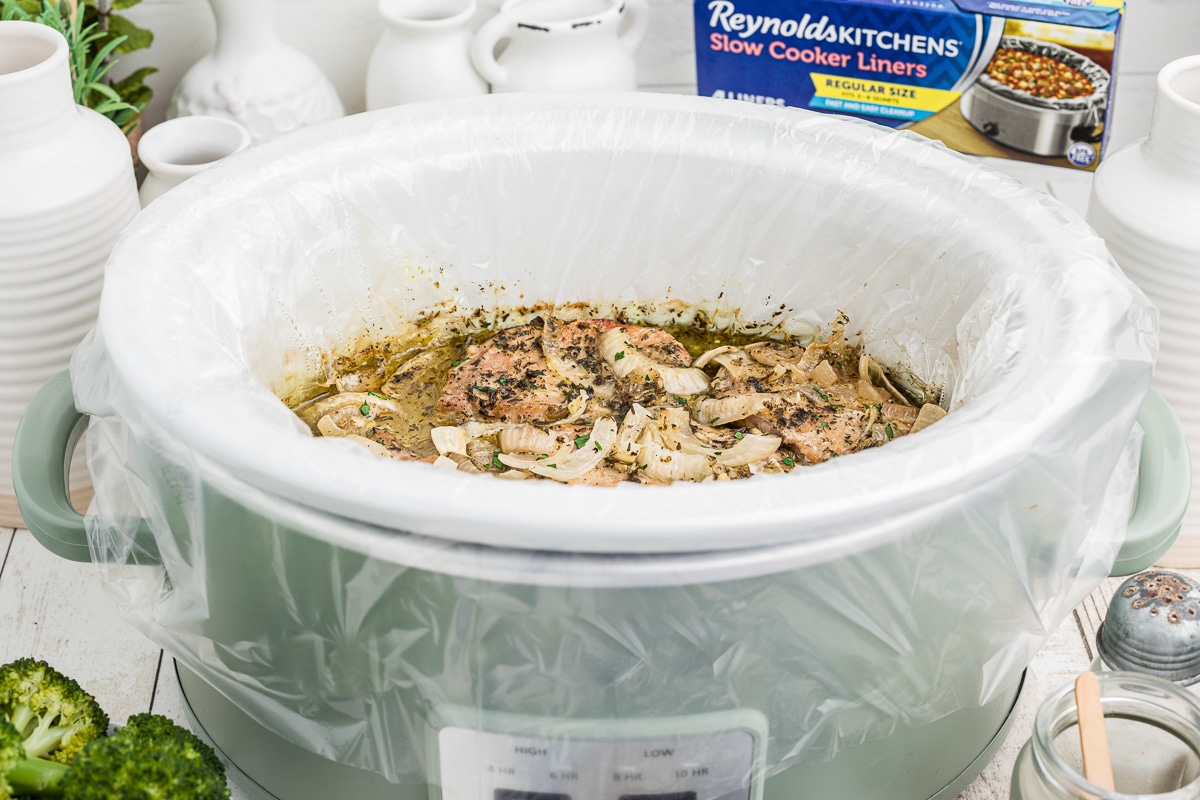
1087 54 1200 554
138 116 252 207
366 0 487 109
470 0 647 93
0 21 140 527
168 0 344 142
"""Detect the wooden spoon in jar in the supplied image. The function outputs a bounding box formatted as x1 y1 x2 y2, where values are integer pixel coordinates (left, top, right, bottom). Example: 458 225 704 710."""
1076 671 1116 792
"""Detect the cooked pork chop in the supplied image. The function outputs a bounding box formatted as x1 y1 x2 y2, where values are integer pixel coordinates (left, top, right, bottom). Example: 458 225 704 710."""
438 322 572 424
747 394 867 464
439 318 696 424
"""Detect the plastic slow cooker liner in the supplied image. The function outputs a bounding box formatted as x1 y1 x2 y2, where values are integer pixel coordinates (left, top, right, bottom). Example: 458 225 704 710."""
72 94 1156 782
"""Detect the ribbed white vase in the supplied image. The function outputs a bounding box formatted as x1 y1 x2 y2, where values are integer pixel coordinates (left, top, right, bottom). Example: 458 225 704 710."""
0 21 140 527
1087 54 1200 562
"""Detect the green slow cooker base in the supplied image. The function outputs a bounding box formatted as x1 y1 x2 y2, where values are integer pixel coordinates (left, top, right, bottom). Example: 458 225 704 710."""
175 662 1025 800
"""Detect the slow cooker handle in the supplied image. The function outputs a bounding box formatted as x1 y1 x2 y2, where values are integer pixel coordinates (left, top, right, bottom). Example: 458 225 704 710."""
12 371 156 564
1114 389 1192 576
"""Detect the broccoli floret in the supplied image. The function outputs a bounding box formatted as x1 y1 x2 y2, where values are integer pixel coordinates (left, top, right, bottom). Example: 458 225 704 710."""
0 659 108 766
60 714 229 800
0 717 70 799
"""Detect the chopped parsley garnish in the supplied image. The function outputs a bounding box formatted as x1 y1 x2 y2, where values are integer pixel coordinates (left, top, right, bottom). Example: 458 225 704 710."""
637 464 648 470
594 441 603 452
574 434 590 449
498 377 507 385
674 396 687 407
491 451 503 470
537 454 549 460
451 360 464 367
480 321 491 328
734 431 744 440
644 374 651 382
815 388 829 402
782 457 796 467
473 385 495 394
710 417 720 424
714 451 723 456
819 421 829 429
885 423 894 439
367 391 382 398
614 351 626 361
546 464 557 469
359 403 370 415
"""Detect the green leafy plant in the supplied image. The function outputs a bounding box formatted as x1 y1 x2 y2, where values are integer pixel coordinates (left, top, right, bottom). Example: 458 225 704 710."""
1 0 154 136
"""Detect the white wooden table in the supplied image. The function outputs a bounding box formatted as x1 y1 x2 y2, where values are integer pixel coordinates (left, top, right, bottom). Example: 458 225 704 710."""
2 521 1191 799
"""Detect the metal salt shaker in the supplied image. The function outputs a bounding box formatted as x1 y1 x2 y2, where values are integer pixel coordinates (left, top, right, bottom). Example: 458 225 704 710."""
1096 571 1200 684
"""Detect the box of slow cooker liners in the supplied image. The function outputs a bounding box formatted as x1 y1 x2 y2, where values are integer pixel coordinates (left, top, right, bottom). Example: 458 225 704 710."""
693 0 1123 171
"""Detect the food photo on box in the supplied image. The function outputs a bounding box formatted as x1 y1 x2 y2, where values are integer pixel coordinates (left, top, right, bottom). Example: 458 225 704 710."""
693 0 1123 170
1 1 1200 800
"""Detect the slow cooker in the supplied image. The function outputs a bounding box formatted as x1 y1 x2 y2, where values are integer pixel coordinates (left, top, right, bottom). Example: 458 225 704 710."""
960 36 1110 158
11 94 1190 800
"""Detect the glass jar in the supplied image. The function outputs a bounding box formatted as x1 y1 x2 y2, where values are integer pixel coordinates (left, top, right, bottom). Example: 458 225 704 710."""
1012 671 1200 799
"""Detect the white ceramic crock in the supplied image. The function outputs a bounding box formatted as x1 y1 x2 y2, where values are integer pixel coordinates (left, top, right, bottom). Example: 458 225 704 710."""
365 0 487 109
1087 54 1200 556
470 0 648 92
138 116 252 207
0 21 139 527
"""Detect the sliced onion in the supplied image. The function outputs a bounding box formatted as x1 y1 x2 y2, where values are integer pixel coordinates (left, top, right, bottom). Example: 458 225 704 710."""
598 328 711 396
431 426 468 456
693 345 737 369
659 367 711 396
612 404 652 463
659 407 716 457
551 391 590 426
301 391 404 423
529 417 618 481
810 359 838 388
860 354 912 407
856 378 889 405
637 442 711 483
316 415 345 437
498 443 572 470
694 394 772 425
494 469 532 480
461 420 506 439
500 424 559 455
432 455 460 470
714 434 781 466
711 352 751 383
344 435 394 458
746 343 805 366
910 403 948 433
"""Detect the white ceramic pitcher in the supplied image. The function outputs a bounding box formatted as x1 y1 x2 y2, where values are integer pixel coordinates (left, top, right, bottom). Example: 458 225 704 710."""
470 0 648 92
366 0 487 109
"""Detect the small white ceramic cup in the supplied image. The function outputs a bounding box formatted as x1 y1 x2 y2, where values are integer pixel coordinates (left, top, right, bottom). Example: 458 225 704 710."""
137 115 252 207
